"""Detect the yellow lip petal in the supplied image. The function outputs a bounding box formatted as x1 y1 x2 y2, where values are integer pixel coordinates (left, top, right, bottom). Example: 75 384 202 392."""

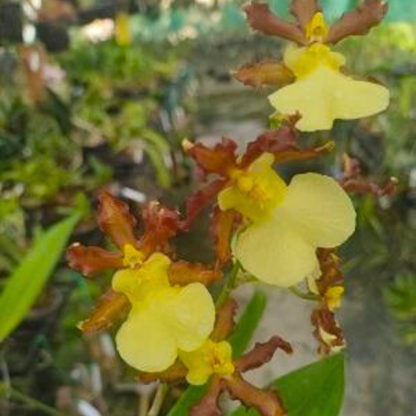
269 66 390 132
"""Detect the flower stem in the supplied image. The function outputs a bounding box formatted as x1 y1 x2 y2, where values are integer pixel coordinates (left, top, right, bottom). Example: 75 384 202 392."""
0 384 65 416
147 384 169 416
216 261 241 308
289 285 319 301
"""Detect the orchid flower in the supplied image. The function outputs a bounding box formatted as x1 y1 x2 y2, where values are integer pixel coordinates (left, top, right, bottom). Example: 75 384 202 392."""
139 299 292 416
67 192 220 372
183 128 354 287
235 1 390 132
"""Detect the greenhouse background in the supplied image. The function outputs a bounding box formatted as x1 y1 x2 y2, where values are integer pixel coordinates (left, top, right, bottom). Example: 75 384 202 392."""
0 1 415 416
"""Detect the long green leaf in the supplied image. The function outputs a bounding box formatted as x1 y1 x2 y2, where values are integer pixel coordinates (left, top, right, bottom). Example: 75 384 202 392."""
0 213 80 341
166 291 267 416
227 352 345 416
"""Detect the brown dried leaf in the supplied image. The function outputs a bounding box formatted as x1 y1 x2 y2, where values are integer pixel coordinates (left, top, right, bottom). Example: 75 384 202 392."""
168 261 222 286
326 0 388 44
66 244 123 277
211 298 238 342
225 374 286 416
290 0 321 29
232 60 294 89
244 2 307 44
236 336 293 373
79 290 130 335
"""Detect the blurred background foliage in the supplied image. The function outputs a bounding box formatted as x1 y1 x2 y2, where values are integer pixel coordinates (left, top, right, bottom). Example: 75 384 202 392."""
0 0 415 415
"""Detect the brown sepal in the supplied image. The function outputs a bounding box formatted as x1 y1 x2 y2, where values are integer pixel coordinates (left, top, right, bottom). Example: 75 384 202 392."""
232 60 294 88
225 374 286 416
315 248 344 296
138 361 188 384
66 244 123 277
236 336 293 373
186 138 238 178
274 141 334 164
244 2 307 45
290 0 321 30
168 261 222 287
190 377 225 416
240 126 299 169
97 191 138 249
140 201 180 256
211 298 238 342
340 154 398 197
180 179 229 230
326 0 388 45
311 307 345 355
79 290 130 335
211 208 240 268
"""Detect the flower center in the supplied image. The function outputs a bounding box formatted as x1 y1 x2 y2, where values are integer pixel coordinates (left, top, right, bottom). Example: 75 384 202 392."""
122 244 145 268
205 340 235 377
231 170 273 206
306 12 328 43
325 286 344 311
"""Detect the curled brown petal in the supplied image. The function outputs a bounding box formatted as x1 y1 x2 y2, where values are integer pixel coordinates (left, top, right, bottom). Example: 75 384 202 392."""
66 244 123 277
232 60 294 89
316 248 343 295
225 374 286 416
185 137 238 177
239 125 299 169
190 377 225 416
311 307 345 355
138 361 188 384
274 141 335 164
168 261 222 287
244 2 307 45
339 154 399 197
236 336 293 373
211 208 239 269
326 0 388 45
211 298 238 342
97 191 138 249
79 290 130 335
180 179 229 231
290 0 321 30
140 201 180 256
341 177 398 197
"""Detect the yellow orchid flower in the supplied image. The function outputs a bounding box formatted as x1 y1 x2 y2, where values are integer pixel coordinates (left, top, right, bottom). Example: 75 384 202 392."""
113 252 216 373
179 339 235 385
220 155 355 287
268 12 390 132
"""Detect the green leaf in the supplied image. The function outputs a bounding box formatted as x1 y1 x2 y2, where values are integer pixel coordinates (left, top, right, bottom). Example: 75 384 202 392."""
0 213 81 341
166 291 267 416
227 353 345 416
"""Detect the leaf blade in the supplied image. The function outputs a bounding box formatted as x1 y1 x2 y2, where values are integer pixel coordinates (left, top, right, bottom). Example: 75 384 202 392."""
227 352 345 416
0 213 80 341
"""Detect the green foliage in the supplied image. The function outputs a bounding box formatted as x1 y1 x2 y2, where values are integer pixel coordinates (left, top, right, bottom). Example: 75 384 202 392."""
0 212 81 341
384 274 416 345
227 353 345 416
166 291 267 416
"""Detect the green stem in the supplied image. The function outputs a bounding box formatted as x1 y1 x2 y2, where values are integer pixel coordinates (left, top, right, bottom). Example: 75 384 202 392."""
0 384 66 416
289 286 320 301
148 384 169 416
216 261 241 308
